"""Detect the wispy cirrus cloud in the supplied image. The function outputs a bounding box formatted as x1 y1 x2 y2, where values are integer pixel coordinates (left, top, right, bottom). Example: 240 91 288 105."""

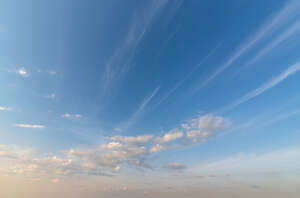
102 0 183 96
14 124 45 129
62 113 82 119
223 60 300 112
200 0 300 87
157 43 222 105
0 106 12 111
124 86 160 130
45 93 56 100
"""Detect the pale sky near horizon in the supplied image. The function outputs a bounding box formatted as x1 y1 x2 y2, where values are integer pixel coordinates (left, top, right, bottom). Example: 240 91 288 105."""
1 0 300 197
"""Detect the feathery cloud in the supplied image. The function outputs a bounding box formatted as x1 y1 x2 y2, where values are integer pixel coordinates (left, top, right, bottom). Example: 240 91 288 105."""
225 60 300 111
62 113 82 119
0 106 12 111
15 124 45 129
200 0 300 87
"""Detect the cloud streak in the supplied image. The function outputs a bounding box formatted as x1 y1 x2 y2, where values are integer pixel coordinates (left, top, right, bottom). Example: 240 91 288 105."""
15 124 45 129
200 0 300 87
124 86 160 130
0 106 12 111
224 60 300 111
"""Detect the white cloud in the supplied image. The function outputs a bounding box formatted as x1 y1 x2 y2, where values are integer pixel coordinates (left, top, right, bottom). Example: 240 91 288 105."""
15 124 45 129
46 93 56 100
100 142 123 150
111 135 153 146
157 130 184 144
62 113 82 119
0 106 12 111
224 60 300 111
124 86 160 130
17 67 29 77
150 144 166 153
1 114 230 177
200 0 300 87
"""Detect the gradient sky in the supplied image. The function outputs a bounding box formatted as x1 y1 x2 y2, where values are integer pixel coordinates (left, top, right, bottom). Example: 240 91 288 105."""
1 0 300 197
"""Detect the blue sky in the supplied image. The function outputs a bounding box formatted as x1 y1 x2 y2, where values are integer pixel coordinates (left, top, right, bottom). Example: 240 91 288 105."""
1 0 300 197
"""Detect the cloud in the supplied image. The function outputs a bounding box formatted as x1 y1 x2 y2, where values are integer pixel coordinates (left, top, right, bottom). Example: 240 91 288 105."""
157 43 221 105
114 128 122 132
48 71 57 75
62 113 82 119
0 106 12 111
1 114 230 177
111 135 153 146
224 60 300 111
192 147 300 179
100 142 123 150
200 0 300 87
124 86 160 130
164 163 186 170
152 114 230 152
102 1 182 97
17 67 29 77
150 144 166 153
15 124 45 129
51 178 60 183
156 130 184 144
245 20 300 69
46 93 56 100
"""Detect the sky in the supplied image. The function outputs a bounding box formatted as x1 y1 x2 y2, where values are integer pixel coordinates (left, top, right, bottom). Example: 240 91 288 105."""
1 0 300 197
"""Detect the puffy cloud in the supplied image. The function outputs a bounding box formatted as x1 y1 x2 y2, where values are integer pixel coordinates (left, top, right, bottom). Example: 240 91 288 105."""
14 124 45 129
0 114 230 177
150 144 166 153
186 130 212 142
157 130 184 143
111 135 153 146
101 142 123 150
183 114 230 142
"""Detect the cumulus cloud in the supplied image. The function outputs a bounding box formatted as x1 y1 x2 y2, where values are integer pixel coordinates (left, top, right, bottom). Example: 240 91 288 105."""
151 114 230 152
150 144 166 153
157 130 184 144
111 135 153 146
14 124 45 129
1 114 230 177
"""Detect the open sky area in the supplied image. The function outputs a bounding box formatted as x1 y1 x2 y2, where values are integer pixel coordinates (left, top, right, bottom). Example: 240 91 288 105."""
1 0 300 197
